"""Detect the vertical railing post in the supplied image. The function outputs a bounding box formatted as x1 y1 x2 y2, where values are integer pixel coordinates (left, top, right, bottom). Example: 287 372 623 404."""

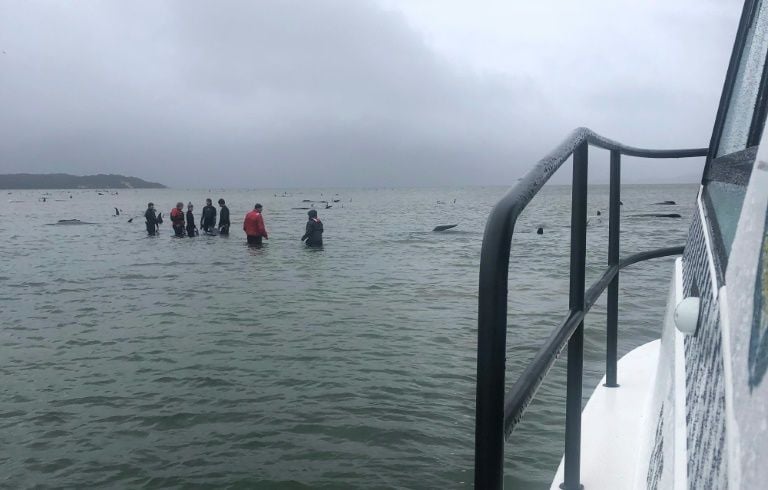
474 205 516 489
562 142 588 490
605 150 621 388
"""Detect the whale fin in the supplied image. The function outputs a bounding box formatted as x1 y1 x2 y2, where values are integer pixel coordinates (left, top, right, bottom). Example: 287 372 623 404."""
433 224 458 232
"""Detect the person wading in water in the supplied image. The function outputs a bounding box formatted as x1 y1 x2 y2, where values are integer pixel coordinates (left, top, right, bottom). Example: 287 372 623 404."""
218 198 230 235
201 198 217 233
144 202 159 236
170 202 185 237
301 209 323 247
243 203 268 246
186 202 198 237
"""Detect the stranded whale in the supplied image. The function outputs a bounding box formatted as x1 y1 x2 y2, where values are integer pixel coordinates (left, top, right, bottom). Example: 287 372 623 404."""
433 224 458 232
47 219 97 225
632 213 682 218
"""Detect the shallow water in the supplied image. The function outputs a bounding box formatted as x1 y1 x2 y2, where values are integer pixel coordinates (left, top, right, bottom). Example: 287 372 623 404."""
1 184 696 488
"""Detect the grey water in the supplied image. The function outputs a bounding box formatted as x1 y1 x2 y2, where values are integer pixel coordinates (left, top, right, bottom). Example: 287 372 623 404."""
1 184 696 489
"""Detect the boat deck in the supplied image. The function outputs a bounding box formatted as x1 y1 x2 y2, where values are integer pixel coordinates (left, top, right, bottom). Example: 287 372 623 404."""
549 340 660 490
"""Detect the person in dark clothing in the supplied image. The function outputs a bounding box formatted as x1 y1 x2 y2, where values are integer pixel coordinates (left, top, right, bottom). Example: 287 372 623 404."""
201 198 217 233
186 202 198 237
218 198 230 235
301 209 323 247
170 202 185 237
144 202 159 235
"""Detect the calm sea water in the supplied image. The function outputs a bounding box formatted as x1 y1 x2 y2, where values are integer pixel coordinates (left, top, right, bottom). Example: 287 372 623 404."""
1 184 696 489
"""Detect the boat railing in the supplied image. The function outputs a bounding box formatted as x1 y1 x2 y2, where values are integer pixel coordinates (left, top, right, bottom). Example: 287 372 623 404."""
474 127 707 489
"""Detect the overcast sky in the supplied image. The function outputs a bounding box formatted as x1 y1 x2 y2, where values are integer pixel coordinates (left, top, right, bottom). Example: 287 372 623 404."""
0 0 742 187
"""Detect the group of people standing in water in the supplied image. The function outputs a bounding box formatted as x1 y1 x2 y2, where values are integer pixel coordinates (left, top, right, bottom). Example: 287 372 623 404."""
143 198 323 247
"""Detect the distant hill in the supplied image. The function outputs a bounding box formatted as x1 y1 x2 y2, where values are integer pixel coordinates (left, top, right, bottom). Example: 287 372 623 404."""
0 173 166 189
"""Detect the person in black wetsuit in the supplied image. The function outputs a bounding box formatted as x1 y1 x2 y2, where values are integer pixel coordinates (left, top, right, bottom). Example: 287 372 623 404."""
218 198 230 235
201 198 217 233
301 209 323 247
186 202 198 237
144 202 158 235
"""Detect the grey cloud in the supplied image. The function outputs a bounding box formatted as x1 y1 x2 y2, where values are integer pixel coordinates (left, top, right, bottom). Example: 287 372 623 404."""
0 0 740 187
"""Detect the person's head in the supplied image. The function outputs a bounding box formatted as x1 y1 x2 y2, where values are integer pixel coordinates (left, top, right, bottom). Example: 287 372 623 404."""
206 198 212 206
308 209 318 219
187 202 194 210
254 203 263 212
148 202 154 209
176 202 183 209
218 198 225 206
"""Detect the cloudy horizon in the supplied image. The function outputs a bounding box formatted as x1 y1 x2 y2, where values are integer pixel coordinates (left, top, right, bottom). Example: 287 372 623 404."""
0 0 743 187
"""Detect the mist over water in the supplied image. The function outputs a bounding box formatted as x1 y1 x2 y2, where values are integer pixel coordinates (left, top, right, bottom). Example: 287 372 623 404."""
1 184 695 488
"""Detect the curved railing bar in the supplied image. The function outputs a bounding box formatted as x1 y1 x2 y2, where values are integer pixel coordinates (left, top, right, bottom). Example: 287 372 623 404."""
474 127 705 489
502 245 684 438
584 129 708 158
619 245 686 269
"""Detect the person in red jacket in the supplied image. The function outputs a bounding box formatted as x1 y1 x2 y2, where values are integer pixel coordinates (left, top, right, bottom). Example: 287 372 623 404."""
170 202 185 237
243 203 268 246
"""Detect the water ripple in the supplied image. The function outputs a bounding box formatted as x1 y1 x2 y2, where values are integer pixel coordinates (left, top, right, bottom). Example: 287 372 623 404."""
0 185 695 488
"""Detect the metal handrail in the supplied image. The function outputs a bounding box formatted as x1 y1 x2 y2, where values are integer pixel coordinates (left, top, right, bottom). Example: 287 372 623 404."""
503 246 685 437
474 128 707 489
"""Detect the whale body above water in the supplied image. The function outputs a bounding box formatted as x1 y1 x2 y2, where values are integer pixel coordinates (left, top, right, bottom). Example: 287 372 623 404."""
47 219 97 225
631 213 682 218
433 224 458 232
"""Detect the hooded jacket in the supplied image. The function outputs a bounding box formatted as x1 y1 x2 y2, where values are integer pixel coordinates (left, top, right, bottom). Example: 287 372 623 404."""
170 207 185 226
301 218 323 246
243 210 268 238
